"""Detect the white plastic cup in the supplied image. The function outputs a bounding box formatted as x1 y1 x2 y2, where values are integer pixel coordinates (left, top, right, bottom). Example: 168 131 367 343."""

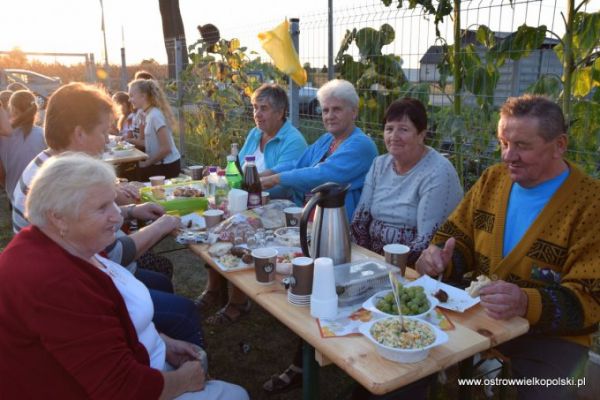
310 257 338 319
228 189 248 214
310 296 338 319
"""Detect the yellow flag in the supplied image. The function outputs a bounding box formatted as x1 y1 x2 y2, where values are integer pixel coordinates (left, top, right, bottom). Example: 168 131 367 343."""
258 19 307 86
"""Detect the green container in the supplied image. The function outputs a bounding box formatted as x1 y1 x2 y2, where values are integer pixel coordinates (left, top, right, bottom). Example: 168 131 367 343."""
140 181 209 216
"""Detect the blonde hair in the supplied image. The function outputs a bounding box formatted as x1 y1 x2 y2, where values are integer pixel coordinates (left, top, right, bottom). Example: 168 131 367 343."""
128 79 175 129
26 152 116 228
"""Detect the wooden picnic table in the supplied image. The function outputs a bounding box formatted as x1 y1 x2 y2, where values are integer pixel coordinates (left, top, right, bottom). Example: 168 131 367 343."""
189 242 529 399
102 148 148 164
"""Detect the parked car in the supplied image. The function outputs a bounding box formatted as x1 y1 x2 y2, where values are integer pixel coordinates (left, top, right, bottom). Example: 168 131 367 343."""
0 68 62 100
298 84 321 117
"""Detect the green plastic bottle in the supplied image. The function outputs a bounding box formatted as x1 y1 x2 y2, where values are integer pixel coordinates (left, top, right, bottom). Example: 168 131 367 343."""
225 155 242 189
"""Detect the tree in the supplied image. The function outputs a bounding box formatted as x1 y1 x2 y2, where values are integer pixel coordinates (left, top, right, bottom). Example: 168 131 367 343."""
4 48 28 68
158 0 188 79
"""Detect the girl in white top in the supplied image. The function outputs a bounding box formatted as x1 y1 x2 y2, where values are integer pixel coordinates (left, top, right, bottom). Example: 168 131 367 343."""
128 79 181 180
96 254 248 400
0 90 46 204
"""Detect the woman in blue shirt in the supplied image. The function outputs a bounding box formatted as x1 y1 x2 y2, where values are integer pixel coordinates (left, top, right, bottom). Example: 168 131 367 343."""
198 84 307 325
238 83 307 198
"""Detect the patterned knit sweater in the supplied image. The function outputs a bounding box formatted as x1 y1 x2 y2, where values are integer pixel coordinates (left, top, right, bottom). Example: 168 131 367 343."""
432 161 600 346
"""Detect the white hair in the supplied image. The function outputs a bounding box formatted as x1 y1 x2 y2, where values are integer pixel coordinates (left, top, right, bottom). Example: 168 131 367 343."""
26 152 116 227
316 79 359 109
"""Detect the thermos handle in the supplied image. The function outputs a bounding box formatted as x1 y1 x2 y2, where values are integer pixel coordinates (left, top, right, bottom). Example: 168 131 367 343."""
300 192 321 257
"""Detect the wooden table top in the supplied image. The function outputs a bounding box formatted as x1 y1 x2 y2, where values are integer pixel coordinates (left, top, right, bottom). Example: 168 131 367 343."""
102 148 148 164
189 242 529 395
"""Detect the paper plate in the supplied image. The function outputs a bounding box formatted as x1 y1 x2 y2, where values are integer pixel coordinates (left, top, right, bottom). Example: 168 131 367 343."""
407 275 480 312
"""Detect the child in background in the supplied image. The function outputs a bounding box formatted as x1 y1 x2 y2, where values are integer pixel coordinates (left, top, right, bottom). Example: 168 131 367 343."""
0 90 46 204
111 91 135 137
127 79 181 180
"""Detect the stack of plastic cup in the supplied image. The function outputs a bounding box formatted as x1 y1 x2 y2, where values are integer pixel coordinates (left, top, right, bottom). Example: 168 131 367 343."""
310 257 338 319
228 189 248 214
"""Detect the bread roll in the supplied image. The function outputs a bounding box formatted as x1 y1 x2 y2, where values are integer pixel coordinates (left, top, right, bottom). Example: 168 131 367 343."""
466 275 492 297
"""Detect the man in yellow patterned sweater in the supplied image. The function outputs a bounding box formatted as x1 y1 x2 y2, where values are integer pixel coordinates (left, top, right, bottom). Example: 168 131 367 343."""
417 95 600 399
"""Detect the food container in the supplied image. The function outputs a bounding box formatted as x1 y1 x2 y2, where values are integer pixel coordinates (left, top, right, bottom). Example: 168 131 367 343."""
274 226 300 247
139 180 209 216
359 316 448 363
111 143 135 157
333 259 394 307
362 289 438 320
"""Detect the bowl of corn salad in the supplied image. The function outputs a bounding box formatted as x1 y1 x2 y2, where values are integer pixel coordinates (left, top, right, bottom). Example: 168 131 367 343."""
359 316 448 363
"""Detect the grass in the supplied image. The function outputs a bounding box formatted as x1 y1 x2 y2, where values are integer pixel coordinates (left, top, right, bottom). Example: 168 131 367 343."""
0 192 508 399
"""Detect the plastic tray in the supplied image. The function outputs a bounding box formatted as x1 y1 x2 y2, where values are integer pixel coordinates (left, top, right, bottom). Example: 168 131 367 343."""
140 180 208 216
334 259 394 307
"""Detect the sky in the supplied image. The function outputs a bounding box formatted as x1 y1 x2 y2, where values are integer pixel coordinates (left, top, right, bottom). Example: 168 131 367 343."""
1 0 599 70
1 0 329 65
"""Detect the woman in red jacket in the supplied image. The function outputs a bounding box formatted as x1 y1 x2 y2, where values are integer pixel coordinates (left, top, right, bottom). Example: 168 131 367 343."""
0 153 247 400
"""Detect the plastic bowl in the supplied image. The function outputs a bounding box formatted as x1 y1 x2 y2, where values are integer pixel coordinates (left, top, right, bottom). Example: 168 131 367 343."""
112 144 135 157
274 226 300 247
362 289 439 320
359 316 448 363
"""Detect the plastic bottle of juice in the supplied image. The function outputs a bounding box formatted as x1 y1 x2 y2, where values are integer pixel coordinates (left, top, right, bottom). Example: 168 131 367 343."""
242 155 262 209
225 155 243 189
207 166 218 197
215 170 230 210
231 143 243 179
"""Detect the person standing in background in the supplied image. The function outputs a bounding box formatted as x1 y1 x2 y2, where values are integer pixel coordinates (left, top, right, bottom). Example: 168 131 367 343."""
0 90 46 205
0 90 13 136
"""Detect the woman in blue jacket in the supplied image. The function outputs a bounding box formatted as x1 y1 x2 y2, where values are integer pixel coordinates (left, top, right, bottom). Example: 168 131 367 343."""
260 79 378 220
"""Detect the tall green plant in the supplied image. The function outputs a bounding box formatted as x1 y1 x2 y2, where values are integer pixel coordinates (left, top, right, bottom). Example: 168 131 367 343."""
178 37 283 166
336 24 410 128
527 1 600 171
336 23 436 129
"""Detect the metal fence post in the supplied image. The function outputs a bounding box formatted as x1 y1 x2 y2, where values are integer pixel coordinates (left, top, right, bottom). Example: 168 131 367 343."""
328 0 334 80
120 47 127 91
89 53 97 83
84 54 91 82
289 18 300 128
175 38 186 167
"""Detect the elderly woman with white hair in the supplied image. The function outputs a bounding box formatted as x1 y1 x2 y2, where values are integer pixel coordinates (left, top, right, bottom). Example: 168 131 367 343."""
260 80 378 394
260 79 378 220
0 153 248 400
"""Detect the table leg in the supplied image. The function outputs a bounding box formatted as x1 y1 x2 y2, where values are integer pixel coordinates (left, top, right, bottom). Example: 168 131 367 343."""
303 340 319 400
458 356 474 400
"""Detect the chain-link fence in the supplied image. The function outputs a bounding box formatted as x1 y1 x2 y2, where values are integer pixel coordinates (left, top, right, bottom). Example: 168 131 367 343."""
169 0 600 188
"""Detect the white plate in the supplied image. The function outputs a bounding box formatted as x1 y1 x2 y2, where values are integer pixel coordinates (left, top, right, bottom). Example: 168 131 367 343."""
180 213 206 230
407 275 480 312
212 246 302 273
362 290 438 320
